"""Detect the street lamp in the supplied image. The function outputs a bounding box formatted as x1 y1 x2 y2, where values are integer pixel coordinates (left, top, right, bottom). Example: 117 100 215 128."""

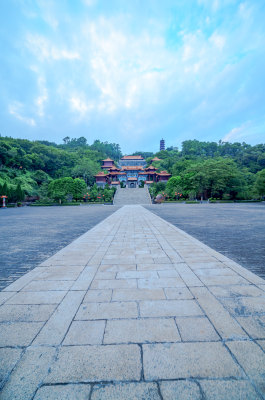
1 195 8 208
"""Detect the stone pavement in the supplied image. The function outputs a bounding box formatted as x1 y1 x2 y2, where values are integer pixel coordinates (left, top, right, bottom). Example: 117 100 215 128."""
0 205 265 399
114 187 151 205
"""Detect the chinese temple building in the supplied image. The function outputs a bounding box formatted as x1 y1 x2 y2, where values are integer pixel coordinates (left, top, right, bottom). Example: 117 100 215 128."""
150 156 161 163
95 155 171 188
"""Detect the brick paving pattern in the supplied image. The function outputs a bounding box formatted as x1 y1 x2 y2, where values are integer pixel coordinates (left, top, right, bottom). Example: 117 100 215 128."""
145 203 265 279
0 205 265 399
0 205 119 290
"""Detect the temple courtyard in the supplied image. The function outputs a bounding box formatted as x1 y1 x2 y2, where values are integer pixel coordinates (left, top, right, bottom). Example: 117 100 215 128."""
0 204 265 399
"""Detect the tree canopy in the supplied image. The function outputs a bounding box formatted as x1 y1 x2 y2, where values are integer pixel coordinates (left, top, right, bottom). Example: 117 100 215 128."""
0 135 264 203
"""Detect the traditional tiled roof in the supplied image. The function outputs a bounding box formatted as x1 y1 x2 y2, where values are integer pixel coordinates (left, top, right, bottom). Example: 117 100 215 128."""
121 155 144 160
102 158 114 162
151 157 161 162
95 171 108 177
157 171 171 176
108 166 120 171
145 166 157 171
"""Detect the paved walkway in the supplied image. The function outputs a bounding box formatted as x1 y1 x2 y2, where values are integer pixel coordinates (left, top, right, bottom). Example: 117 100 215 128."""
0 206 265 399
0 205 120 290
114 187 151 205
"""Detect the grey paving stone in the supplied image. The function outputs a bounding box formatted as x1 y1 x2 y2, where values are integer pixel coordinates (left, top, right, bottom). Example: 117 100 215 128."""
112 288 165 301
195 268 237 277
209 285 265 298
116 270 159 279
6 290 67 305
2 204 265 397
187 261 226 269
63 320 105 345
34 384 91 400
0 346 56 400
99 264 136 272
138 277 186 289
220 297 265 316
159 380 202 400
22 280 75 291
45 345 141 383
0 303 57 322
0 291 16 305
101 258 136 265
227 341 265 396
236 316 265 339
91 382 160 400
33 290 85 345
91 279 137 289
258 284 265 292
3 268 44 292
199 275 249 286
70 266 97 290
137 263 174 270
82 289 112 303
0 348 23 389
104 318 180 344
75 301 138 320
164 287 194 300
257 340 265 351
157 269 180 278
143 342 242 380
191 287 247 339
153 257 171 263
176 271 204 287
36 270 82 281
175 317 220 341
200 380 260 400
0 321 43 346
140 300 204 317
94 271 117 279
226 262 265 285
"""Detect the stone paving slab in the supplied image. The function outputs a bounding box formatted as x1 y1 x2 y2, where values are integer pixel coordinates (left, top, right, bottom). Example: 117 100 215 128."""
0 205 265 399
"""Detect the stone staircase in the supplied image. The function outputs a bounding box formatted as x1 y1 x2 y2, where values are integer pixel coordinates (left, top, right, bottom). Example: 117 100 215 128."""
113 187 152 205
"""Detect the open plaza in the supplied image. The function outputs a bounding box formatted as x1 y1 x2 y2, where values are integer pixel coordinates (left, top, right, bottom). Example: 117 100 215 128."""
0 201 265 399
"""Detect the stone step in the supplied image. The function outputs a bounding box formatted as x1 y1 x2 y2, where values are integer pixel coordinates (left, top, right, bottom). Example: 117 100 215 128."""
114 187 151 205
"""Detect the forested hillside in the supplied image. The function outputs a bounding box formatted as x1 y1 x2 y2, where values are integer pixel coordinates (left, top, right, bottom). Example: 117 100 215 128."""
0 136 264 204
138 140 265 200
0 136 121 203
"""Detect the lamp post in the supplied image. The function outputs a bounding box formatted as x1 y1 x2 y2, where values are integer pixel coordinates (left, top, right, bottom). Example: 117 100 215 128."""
1 195 7 208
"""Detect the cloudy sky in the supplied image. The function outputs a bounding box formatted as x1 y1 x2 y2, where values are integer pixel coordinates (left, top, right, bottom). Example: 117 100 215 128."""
1 0 265 153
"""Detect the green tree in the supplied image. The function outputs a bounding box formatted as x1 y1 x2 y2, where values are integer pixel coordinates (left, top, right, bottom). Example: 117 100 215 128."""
72 178 87 201
15 183 25 202
48 177 75 203
2 182 9 197
71 159 99 186
255 169 265 197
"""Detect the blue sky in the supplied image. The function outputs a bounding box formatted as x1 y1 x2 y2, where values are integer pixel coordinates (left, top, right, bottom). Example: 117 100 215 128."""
1 0 265 153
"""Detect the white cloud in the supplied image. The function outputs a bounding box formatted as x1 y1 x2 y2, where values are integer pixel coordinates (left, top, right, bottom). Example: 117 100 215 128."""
35 77 48 117
209 32 226 50
77 18 173 116
26 35 80 61
15 1 265 148
9 102 36 126
222 122 250 142
37 0 58 29
69 96 95 116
